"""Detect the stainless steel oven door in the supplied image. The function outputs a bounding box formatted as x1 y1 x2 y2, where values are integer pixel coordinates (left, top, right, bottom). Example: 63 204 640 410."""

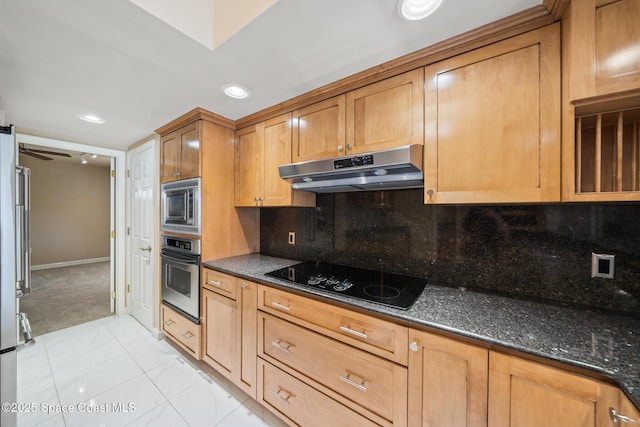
161 249 200 322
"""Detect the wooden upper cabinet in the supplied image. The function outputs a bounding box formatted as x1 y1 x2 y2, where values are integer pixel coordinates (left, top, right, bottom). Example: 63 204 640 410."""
424 24 561 204
235 124 263 206
488 351 619 427
292 95 346 162
263 114 296 206
178 121 200 180
160 121 201 183
563 0 640 101
346 68 424 154
235 114 315 207
408 329 488 427
160 131 179 183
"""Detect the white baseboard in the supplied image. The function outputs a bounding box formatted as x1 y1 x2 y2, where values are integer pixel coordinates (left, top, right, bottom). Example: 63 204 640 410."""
32 257 110 271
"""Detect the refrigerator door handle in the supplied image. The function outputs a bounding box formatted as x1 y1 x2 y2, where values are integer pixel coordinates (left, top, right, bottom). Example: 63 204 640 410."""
15 166 30 297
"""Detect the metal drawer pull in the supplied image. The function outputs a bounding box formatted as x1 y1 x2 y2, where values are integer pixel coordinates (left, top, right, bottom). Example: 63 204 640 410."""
271 301 291 311
181 331 194 340
340 325 368 339
610 407 640 424
339 372 368 392
163 320 175 327
271 340 293 354
271 388 292 405
208 279 222 287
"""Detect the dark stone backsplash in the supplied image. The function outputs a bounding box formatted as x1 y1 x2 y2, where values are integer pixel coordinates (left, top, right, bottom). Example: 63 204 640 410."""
260 189 640 314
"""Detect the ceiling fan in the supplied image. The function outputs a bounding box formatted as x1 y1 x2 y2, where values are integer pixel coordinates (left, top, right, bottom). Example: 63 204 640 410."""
19 143 72 161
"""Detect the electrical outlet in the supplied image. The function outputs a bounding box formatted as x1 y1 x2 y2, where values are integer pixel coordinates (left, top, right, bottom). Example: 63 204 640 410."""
591 253 615 279
288 231 296 245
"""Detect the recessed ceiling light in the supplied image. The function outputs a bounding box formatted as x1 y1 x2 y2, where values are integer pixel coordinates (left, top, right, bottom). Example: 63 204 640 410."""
398 0 444 21
79 114 105 124
222 84 250 99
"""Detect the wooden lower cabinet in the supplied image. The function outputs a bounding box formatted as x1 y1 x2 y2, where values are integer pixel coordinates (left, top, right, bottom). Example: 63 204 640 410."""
258 311 407 426
201 276 258 398
161 303 201 359
488 352 620 427
407 328 488 427
618 391 640 424
202 288 237 378
258 359 375 427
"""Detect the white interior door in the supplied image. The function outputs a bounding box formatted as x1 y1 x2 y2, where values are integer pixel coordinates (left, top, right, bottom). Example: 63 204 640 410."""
128 143 155 330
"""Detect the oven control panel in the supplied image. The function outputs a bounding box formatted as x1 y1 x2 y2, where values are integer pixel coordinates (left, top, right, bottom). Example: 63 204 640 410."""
162 235 200 255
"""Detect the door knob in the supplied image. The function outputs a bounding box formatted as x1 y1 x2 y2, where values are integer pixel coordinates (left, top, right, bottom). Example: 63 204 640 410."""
140 246 152 252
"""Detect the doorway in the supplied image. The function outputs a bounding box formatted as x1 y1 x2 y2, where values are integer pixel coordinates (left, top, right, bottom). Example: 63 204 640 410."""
16 133 126 335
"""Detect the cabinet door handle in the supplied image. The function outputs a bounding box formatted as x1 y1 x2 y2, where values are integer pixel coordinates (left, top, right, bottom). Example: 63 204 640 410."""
339 372 368 392
181 331 194 340
271 388 292 405
337 145 344 151
271 301 291 311
207 279 222 287
346 143 352 150
271 339 293 354
241 282 247 289
163 320 175 327
340 325 368 339
610 407 640 424
410 341 420 352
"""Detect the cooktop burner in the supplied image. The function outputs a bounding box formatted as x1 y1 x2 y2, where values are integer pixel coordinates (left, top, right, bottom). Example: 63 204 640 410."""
265 261 427 310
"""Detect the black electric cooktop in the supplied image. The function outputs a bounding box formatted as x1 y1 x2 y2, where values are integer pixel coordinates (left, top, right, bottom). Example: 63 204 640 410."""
265 261 427 310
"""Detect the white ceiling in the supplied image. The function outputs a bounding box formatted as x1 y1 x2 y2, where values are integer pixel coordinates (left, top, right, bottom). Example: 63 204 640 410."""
0 0 541 152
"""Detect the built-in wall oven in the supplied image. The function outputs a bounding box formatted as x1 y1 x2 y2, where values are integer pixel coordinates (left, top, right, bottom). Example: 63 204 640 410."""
161 234 200 323
161 177 201 235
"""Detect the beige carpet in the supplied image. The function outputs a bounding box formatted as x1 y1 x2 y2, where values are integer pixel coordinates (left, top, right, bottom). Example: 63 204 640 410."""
18 261 112 336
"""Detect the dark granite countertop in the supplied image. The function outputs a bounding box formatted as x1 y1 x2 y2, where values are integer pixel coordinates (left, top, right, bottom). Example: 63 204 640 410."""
203 253 640 408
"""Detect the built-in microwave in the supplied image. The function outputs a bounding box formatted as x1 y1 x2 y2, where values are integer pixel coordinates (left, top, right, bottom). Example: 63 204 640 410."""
161 177 201 235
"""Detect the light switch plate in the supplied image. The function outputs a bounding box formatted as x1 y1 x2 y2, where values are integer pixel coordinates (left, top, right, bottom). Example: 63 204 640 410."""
591 253 615 279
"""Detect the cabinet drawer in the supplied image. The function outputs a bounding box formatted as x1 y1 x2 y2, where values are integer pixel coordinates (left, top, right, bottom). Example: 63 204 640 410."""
161 304 201 359
202 268 236 299
258 359 375 427
259 285 408 365
259 312 407 425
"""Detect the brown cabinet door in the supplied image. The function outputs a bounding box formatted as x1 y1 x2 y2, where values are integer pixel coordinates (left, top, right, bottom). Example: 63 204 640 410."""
565 0 640 101
292 95 346 161
424 24 560 204
160 131 179 183
408 329 488 427
488 352 619 427
202 289 237 379
234 124 264 206
346 68 424 155
237 279 258 398
263 113 293 206
177 121 200 180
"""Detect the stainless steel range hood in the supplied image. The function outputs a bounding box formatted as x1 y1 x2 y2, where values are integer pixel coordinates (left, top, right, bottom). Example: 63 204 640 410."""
278 144 423 193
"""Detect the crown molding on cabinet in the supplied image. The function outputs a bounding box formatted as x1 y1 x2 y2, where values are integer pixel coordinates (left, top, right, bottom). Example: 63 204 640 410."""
543 0 570 20
155 107 236 136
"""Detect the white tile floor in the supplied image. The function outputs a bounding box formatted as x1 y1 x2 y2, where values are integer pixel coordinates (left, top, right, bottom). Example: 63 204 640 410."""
17 315 285 427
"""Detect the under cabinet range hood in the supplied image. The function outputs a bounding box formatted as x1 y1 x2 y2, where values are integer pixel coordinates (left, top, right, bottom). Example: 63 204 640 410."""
278 144 424 193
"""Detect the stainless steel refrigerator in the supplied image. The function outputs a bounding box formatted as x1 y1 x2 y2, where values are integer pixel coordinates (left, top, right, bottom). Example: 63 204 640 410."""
1 124 34 427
